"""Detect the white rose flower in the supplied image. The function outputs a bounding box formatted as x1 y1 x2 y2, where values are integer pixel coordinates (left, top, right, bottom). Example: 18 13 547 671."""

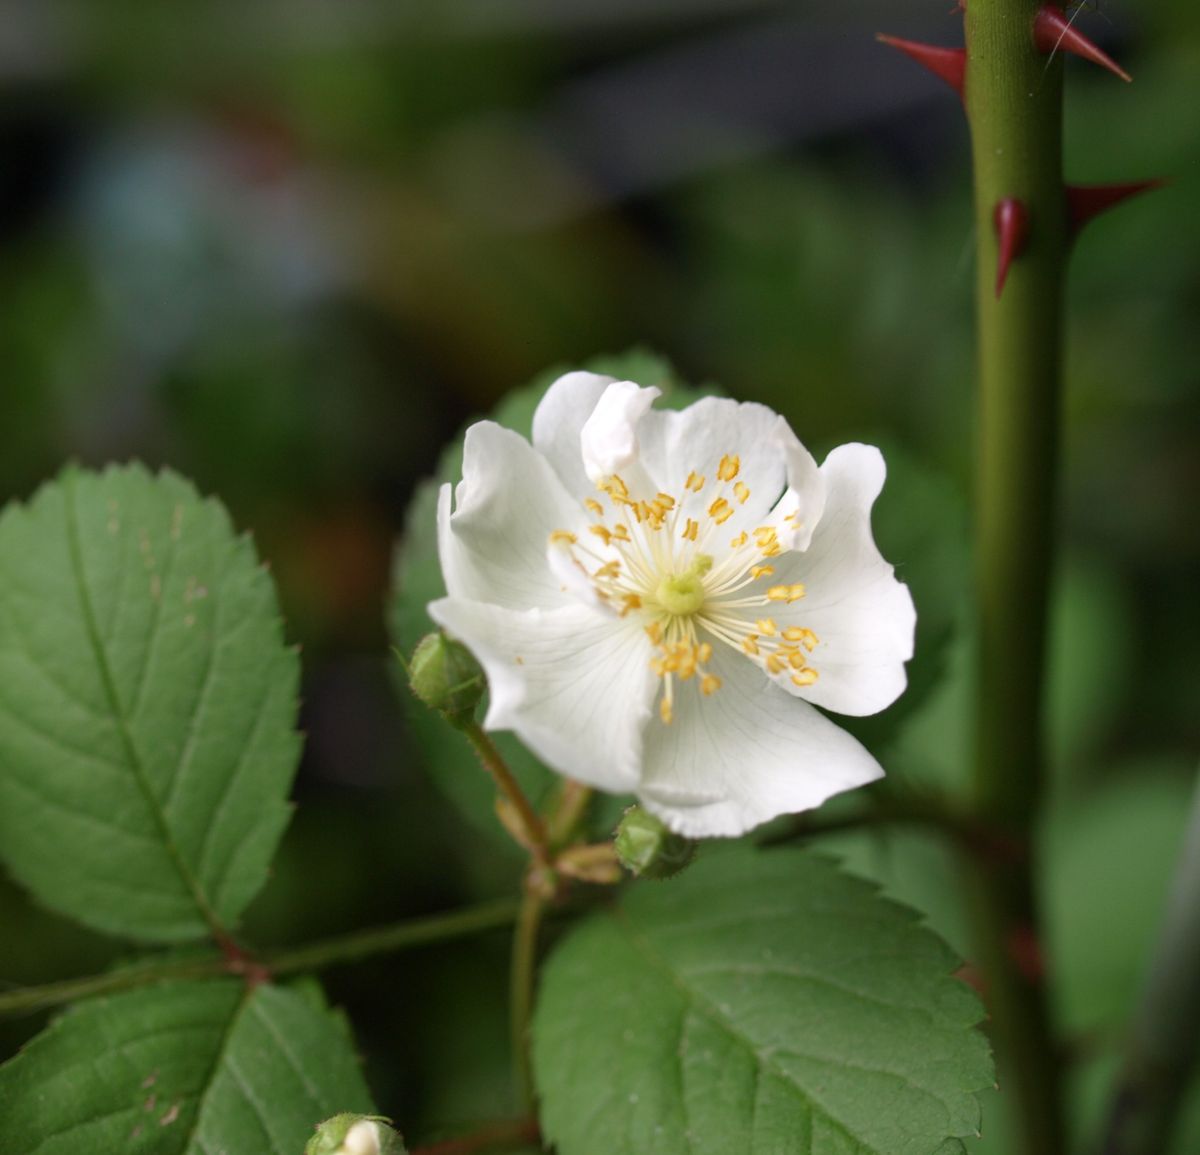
428 372 916 837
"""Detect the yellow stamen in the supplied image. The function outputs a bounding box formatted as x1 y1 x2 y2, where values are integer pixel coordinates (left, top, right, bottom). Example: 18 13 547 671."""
682 518 699 542
717 454 740 482
782 627 819 650
645 622 663 644
742 634 760 656
729 531 748 549
701 674 722 696
611 523 631 543
708 497 733 524
791 669 819 687
733 481 750 504
755 618 777 636
659 697 673 724
595 561 620 580
750 564 775 580
585 498 604 517
766 654 786 675
767 583 806 603
589 525 613 546
549 530 577 546
685 471 705 493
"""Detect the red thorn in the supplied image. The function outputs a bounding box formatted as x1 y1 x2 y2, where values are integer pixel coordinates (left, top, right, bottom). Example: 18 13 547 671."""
1067 179 1165 238
1034 5 1132 83
876 34 966 98
993 198 1030 299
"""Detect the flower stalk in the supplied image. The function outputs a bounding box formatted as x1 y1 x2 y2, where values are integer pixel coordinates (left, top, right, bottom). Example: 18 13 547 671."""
964 2 1067 1151
461 721 553 868
509 882 547 1115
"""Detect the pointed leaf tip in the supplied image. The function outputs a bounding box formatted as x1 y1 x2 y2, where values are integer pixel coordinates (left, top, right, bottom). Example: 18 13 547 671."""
1067 179 1165 238
1034 4 1132 83
993 198 1030 299
876 34 966 98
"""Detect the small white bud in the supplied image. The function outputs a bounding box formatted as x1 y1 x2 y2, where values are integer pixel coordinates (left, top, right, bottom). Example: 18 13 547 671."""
342 1120 382 1155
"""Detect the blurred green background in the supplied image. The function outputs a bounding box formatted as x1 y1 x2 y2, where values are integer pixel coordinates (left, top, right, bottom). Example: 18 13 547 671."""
1 1 1197 1150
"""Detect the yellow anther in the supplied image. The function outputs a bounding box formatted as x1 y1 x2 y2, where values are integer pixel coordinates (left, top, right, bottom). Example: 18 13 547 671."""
733 481 750 504
682 518 699 542
656 493 676 510
585 498 604 517
750 565 775 580
717 454 740 482
729 531 749 549
629 502 645 524
685 471 705 493
787 649 807 670
767 584 805 602
549 530 577 546
589 525 613 546
595 561 621 580
791 668 819 687
755 618 778 636
620 593 642 616
742 634 760 656
783 627 818 650
761 543 782 558
754 526 777 545
701 674 722 696
601 474 629 500
697 642 713 663
645 621 663 644
660 697 673 724
766 654 786 675
611 523 631 542
708 497 733 525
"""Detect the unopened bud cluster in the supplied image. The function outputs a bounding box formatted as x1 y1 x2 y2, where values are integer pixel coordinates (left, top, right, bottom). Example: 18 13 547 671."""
615 806 696 880
407 632 485 726
307 1114 405 1155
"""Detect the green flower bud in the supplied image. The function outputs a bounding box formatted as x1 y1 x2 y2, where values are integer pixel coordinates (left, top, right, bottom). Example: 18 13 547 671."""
306 1114 405 1155
615 806 697 880
408 632 485 726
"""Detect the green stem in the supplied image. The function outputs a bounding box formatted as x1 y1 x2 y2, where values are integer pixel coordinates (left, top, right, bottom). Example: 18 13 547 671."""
0 898 518 1018
545 778 593 849
1100 770 1200 1155
964 3 1067 1152
509 883 546 1114
463 722 552 866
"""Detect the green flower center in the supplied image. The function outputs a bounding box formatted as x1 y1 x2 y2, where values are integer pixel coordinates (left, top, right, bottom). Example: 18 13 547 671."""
655 555 713 617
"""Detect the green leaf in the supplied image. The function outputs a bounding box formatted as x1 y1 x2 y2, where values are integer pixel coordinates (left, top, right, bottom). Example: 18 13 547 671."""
0 464 300 942
533 847 993 1155
388 349 700 848
0 979 375 1154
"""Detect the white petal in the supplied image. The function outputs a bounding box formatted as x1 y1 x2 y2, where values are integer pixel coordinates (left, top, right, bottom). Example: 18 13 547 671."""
428 597 656 792
546 541 610 612
438 421 583 611
638 645 883 837
636 398 794 539
771 415 826 552
580 380 661 486
531 371 616 498
772 443 916 716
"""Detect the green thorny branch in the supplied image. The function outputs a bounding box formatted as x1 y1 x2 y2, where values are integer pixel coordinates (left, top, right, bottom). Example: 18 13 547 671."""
880 2 1159 1153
